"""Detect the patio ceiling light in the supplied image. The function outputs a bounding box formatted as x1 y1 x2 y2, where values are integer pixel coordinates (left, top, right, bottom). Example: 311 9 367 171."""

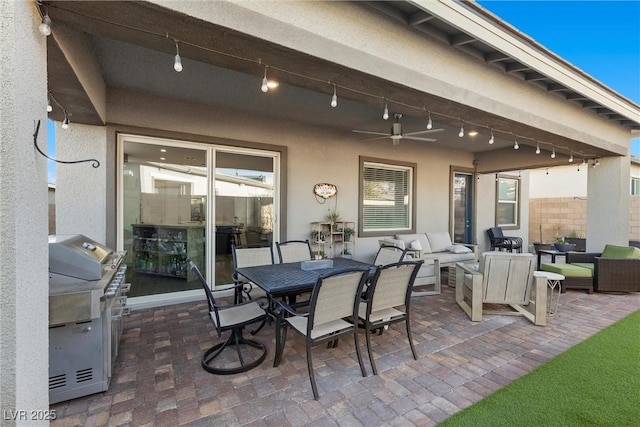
513 138 519 150
488 129 495 144
39 12 52 36
569 152 574 163
551 146 556 158
458 121 464 137
426 111 433 129
536 142 541 154
331 85 338 108
47 95 53 112
382 101 389 120
173 41 183 72
61 113 70 129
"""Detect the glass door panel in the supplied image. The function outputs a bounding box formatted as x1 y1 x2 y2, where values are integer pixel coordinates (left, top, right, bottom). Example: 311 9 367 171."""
121 139 208 297
453 172 474 243
214 151 275 286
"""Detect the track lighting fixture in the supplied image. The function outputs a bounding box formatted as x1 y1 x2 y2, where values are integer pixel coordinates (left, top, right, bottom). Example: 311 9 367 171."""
488 129 494 144
382 101 389 120
173 41 183 72
426 111 433 129
569 152 574 163
535 143 540 154
551 147 556 159
331 85 338 108
261 67 269 92
513 138 519 150
39 12 52 36
458 121 464 138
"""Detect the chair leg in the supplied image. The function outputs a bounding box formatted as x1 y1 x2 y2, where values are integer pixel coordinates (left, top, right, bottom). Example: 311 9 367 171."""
273 315 288 367
306 339 319 400
202 329 267 375
353 327 367 378
405 317 417 360
364 322 378 375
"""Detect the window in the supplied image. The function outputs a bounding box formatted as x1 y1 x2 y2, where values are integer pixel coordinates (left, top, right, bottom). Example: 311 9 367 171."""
632 177 640 195
495 175 519 228
359 157 415 236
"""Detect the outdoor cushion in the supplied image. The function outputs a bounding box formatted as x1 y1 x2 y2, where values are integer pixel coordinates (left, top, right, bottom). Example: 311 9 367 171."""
410 239 423 251
541 263 592 277
395 234 432 253
426 232 452 253
571 262 594 273
448 244 472 254
601 244 640 259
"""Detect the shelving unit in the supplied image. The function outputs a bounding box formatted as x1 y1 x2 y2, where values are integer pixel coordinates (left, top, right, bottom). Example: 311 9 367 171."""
132 224 205 282
310 221 355 259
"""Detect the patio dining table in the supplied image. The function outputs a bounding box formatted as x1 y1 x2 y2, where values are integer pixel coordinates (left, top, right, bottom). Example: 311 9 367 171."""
236 257 377 366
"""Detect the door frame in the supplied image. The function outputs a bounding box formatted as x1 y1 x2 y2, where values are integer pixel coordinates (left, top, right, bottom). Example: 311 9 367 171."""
449 167 476 244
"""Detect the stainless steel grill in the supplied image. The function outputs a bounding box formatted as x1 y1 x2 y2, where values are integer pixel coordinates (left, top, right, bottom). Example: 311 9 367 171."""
48 235 129 404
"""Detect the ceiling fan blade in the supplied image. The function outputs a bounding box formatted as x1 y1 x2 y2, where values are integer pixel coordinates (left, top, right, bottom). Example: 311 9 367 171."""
403 136 438 142
352 130 389 136
358 135 391 141
402 128 445 137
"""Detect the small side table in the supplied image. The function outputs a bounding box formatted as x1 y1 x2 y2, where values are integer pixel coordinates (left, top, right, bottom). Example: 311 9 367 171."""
534 271 564 316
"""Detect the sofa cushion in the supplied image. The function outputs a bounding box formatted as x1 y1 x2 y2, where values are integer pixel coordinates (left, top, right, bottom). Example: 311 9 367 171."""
541 263 592 277
409 239 423 251
395 234 432 253
571 263 595 273
423 251 475 265
448 244 472 254
426 232 453 253
601 244 640 259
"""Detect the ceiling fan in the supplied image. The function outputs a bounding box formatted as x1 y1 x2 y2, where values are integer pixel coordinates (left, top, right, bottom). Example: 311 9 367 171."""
353 113 444 145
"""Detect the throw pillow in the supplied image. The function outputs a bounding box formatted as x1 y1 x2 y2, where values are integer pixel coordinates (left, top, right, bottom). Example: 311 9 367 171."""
448 244 472 254
601 244 640 259
410 239 423 250
395 234 432 253
426 232 453 253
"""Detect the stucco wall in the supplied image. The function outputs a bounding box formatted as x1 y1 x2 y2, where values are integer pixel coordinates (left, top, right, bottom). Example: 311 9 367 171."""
1 0 50 417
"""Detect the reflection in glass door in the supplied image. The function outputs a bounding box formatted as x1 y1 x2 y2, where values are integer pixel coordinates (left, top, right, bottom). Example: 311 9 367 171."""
214 151 275 286
453 172 474 243
120 138 208 298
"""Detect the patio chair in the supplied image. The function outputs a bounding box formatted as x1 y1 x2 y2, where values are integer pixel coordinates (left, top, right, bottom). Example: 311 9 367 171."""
358 261 423 375
455 252 547 325
188 259 269 375
232 243 274 302
373 244 407 266
487 227 523 253
276 240 313 263
273 269 369 399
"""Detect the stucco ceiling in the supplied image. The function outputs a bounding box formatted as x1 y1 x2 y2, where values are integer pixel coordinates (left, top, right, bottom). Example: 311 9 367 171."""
41 1 636 166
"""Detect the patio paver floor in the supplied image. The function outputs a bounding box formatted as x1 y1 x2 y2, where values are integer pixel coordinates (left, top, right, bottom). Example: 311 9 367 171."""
51 272 640 426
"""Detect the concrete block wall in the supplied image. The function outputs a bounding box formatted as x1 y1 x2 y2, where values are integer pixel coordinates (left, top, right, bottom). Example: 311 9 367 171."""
529 196 640 243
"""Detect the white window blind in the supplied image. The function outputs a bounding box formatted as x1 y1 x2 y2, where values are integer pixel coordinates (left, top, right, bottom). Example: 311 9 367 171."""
362 162 413 232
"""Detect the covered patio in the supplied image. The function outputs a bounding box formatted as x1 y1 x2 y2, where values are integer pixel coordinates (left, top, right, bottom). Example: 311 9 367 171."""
50 276 640 426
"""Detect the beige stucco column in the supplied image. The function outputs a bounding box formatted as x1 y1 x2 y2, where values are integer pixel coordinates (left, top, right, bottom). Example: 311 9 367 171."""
0 1 50 419
586 155 631 251
55 124 110 245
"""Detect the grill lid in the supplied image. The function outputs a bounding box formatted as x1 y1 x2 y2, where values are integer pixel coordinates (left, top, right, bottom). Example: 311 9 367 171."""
49 235 112 281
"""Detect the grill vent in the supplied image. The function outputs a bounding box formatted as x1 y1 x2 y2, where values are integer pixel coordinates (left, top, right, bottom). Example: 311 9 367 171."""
49 374 66 390
76 368 93 383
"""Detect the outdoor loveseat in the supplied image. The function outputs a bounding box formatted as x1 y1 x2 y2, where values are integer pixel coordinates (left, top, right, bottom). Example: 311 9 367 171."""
541 244 640 293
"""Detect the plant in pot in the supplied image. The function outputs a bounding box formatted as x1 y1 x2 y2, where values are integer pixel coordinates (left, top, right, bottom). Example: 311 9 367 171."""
343 227 355 242
341 248 352 259
532 224 551 254
326 209 341 225
553 236 575 252
310 230 325 242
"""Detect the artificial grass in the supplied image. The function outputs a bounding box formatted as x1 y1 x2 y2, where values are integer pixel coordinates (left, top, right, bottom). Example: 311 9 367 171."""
439 310 640 426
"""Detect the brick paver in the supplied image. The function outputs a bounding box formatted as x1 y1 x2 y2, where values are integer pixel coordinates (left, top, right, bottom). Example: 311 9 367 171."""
51 274 640 426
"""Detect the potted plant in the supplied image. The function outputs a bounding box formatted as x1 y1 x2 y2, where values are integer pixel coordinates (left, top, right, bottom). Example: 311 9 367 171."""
341 248 352 259
312 250 326 260
310 230 325 242
532 224 551 254
326 209 340 224
553 236 575 252
343 227 355 241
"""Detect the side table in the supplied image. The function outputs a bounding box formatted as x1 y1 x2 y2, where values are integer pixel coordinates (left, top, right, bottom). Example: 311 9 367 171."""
534 271 564 316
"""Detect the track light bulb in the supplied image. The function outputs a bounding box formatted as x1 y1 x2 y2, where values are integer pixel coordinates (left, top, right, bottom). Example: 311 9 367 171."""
426 113 433 130
261 67 269 92
173 42 182 72
513 139 519 150
458 123 464 138
535 143 540 154
47 96 53 113
39 13 52 36
331 85 337 108
488 130 494 144
569 153 574 163
551 148 556 159
382 102 389 120
62 115 70 129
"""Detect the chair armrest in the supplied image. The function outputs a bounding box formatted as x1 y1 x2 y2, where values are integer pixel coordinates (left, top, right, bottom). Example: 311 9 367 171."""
462 244 479 261
566 252 600 263
456 262 480 275
274 299 308 317
594 257 640 292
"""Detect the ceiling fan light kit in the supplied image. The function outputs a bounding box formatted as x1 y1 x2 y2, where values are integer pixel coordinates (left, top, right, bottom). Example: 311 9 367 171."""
352 113 443 145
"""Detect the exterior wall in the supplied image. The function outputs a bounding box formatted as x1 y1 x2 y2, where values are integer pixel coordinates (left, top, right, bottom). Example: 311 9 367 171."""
529 197 587 243
56 124 108 244
0 0 49 416
48 186 56 234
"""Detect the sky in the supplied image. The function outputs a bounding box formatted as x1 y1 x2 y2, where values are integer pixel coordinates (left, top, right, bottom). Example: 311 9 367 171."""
47 1 640 183
477 0 640 156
